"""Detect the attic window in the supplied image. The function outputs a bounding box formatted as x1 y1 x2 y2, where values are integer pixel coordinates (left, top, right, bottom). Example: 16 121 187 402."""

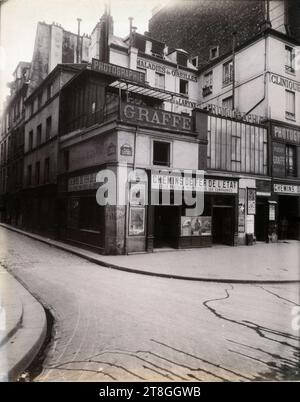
209 46 219 60
177 52 188 67
191 56 199 68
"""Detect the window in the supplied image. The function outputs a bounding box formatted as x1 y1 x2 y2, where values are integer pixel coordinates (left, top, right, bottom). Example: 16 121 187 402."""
37 92 43 109
223 60 233 85
203 71 213 96
46 116 52 141
285 46 295 73
30 102 34 116
79 197 103 231
47 83 53 100
155 72 165 89
29 130 33 150
153 141 170 166
35 161 40 185
27 165 32 186
36 124 42 146
63 150 69 172
44 157 50 183
222 96 233 110
179 79 188 96
285 90 295 120
137 67 147 82
191 56 199 68
286 145 296 176
209 46 219 60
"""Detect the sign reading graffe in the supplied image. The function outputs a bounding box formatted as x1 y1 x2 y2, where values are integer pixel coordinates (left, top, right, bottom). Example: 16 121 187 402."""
92 59 145 84
121 103 192 132
274 183 300 195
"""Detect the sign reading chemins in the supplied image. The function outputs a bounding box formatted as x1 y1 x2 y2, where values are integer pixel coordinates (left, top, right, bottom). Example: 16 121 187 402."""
92 59 145 84
151 172 238 193
274 183 300 195
121 103 192 132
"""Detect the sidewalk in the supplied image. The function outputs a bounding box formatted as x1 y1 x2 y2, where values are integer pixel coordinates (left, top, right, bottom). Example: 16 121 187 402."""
1 223 299 284
0 265 46 381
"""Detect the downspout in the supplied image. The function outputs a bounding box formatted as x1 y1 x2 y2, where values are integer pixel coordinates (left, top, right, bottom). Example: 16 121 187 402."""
245 31 268 116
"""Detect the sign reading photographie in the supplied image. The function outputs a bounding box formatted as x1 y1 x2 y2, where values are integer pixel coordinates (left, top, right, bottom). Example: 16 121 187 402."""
121 103 192 132
273 125 300 145
151 171 238 193
92 59 145 84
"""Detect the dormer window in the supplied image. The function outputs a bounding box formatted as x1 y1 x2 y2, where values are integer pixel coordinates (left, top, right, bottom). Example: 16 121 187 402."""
191 56 199 68
209 46 219 60
177 52 188 67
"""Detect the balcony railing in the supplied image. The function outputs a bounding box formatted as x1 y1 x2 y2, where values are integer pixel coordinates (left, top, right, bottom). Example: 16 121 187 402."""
285 65 295 74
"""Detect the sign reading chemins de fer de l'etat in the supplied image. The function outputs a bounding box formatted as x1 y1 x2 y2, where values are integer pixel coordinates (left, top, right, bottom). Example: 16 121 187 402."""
120 103 192 132
92 59 145 85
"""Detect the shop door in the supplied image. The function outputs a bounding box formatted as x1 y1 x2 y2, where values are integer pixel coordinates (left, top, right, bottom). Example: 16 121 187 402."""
255 200 268 242
154 206 180 248
212 206 234 246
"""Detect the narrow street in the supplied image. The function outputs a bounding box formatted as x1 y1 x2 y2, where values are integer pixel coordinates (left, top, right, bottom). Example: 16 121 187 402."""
0 226 299 382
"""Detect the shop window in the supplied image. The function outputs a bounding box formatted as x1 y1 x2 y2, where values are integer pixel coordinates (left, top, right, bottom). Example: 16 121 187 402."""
35 161 40 185
285 45 295 74
45 116 52 141
79 197 103 231
153 141 170 166
179 79 188 96
155 72 165 89
36 124 42 146
285 90 295 120
286 145 296 176
223 60 233 86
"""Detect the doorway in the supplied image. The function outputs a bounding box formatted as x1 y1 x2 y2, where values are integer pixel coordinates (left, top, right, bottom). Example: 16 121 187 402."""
154 206 180 248
255 198 268 242
212 206 234 246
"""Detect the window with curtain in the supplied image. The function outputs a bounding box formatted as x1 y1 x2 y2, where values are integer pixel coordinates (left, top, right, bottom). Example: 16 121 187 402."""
285 90 295 120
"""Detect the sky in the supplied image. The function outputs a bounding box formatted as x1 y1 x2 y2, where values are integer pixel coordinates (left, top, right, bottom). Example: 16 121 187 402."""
0 0 168 110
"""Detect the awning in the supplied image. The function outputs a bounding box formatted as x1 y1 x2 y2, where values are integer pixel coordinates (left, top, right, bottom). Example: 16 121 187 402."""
109 79 176 101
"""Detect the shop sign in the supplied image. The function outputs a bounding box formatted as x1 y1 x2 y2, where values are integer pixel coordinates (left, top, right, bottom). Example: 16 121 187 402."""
92 59 145 84
121 103 192 132
270 73 300 93
128 207 145 236
256 180 271 196
68 173 98 192
274 183 300 195
120 143 132 156
137 58 198 82
200 103 264 125
151 172 238 193
247 188 256 215
272 142 286 177
273 125 300 145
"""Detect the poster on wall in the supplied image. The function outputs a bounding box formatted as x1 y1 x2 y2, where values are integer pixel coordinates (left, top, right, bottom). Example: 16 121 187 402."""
238 189 246 233
181 217 192 236
191 216 212 236
180 216 212 236
247 188 256 215
129 182 146 206
269 204 276 221
129 207 145 236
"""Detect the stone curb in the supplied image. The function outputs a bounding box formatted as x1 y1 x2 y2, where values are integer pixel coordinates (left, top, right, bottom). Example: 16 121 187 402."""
0 268 47 382
0 223 299 285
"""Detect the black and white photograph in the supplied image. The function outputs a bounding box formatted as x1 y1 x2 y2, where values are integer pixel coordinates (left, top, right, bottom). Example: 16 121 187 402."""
0 0 299 388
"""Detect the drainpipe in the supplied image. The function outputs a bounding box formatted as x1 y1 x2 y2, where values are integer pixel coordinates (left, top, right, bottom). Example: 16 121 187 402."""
76 18 82 63
232 31 237 111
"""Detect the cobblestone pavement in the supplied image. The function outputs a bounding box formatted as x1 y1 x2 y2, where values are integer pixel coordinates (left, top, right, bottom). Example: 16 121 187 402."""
0 227 299 381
